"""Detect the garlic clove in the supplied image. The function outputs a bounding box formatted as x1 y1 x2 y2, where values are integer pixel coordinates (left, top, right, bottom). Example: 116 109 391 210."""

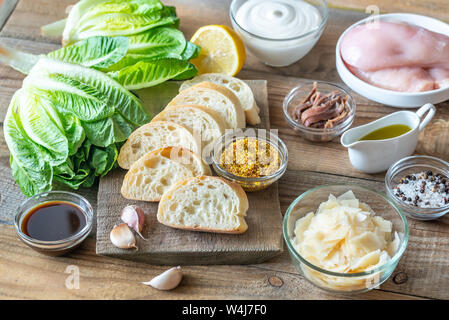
110 223 138 249
121 205 148 240
142 266 182 290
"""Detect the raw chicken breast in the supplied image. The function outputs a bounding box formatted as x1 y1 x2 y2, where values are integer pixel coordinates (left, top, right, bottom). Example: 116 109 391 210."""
348 65 435 92
341 21 449 71
429 68 449 89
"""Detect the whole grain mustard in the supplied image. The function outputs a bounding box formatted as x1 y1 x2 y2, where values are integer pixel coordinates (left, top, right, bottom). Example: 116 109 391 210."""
220 137 281 179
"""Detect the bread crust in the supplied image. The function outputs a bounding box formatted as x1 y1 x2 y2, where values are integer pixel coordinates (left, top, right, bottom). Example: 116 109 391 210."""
117 120 200 169
152 104 226 150
180 74 261 125
168 81 246 129
157 175 249 234
121 147 210 202
161 104 227 134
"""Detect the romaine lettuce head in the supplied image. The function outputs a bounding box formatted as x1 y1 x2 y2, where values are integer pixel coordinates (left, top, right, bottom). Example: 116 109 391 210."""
37 0 201 90
63 0 179 45
4 57 151 196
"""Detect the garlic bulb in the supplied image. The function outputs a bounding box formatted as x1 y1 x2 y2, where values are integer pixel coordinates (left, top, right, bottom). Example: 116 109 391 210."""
142 266 182 290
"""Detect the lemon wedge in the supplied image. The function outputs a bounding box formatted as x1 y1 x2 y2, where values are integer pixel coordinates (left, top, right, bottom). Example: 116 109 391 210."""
190 25 246 76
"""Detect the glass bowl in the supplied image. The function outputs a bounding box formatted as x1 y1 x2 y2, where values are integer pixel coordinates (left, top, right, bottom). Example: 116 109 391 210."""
211 129 288 191
385 155 449 220
230 0 328 66
15 191 93 256
283 185 409 294
283 81 356 142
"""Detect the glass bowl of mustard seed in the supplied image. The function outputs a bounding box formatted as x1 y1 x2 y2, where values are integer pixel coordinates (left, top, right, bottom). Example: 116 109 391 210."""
211 129 288 192
386 155 449 220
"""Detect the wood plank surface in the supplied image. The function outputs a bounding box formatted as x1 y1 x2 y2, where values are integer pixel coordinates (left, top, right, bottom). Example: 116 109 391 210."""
0 224 423 300
96 80 285 265
0 0 448 300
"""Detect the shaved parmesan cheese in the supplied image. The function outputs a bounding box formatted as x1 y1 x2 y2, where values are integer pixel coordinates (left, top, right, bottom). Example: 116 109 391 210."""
350 231 384 254
292 191 400 291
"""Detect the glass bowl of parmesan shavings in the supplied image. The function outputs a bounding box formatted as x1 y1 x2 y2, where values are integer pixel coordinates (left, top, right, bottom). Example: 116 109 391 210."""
283 185 409 294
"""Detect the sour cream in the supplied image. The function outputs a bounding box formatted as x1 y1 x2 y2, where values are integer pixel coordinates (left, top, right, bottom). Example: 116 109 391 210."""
235 0 322 39
231 0 326 66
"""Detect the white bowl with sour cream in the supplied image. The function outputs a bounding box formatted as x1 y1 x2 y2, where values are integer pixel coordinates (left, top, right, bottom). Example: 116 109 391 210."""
230 0 328 67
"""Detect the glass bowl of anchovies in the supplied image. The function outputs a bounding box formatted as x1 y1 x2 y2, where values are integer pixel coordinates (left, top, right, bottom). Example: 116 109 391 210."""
386 155 449 220
283 81 356 142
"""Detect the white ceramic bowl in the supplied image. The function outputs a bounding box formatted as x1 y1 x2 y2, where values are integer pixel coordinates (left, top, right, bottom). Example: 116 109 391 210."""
230 0 328 67
336 13 449 108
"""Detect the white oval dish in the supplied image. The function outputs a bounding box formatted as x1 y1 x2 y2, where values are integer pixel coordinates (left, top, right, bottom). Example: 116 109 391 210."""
336 13 449 108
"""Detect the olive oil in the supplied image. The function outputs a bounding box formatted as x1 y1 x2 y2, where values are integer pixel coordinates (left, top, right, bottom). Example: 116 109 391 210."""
359 124 411 141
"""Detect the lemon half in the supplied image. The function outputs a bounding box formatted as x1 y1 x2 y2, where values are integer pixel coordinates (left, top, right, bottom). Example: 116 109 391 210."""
190 25 246 76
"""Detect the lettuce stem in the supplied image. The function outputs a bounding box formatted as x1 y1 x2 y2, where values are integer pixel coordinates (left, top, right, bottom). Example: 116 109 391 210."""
0 45 38 74
41 18 67 37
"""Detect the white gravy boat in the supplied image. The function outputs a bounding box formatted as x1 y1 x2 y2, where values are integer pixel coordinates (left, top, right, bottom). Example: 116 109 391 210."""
341 103 436 173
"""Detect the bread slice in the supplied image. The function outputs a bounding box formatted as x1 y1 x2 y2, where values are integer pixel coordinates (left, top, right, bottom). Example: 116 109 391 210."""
157 176 249 234
121 147 211 202
168 82 246 129
117 121 201 169
152 104 225 156
180 73 261 125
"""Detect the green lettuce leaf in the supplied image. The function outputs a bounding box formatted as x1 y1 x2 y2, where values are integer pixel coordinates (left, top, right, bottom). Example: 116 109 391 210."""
25 57 150 126
59 112 85 156
89 143 118 176
64 0 178 44
18 91 69 166
180 41 201 61
4 92 53 196
108 58 197 90
127 26 186 57
4 90 48 172
11 156 52 197
48 36 129 69
81 113 135 147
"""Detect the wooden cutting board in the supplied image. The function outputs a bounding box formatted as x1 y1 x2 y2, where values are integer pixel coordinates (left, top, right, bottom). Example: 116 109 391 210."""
96 80 284 265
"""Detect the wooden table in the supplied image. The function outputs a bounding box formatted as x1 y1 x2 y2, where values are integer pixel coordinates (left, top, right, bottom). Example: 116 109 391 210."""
0 0 448 300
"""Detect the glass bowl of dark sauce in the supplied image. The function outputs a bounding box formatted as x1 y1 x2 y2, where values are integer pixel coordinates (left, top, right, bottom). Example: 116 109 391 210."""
15 191 93 256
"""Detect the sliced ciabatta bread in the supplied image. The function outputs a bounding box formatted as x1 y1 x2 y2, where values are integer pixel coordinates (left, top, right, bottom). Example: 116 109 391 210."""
152 104 225 155
180 73 261 125
167 82 246 129
117 121 200 169
157 176 249 234
121 147 211 202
